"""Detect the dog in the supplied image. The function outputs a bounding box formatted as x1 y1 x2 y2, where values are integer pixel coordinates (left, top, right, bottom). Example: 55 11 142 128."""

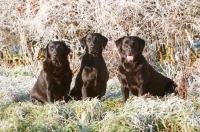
115 36 177 102
70 33 109 100
30 41 72 103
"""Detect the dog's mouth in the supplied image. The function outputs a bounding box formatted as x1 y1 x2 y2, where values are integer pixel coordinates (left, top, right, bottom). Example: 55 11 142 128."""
52 58 63 67
90 50 98 57
52 58 58 63
126 55 134 61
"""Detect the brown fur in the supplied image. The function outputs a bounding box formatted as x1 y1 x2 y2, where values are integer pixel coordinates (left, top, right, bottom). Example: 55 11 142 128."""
70 33 109 100
30 41 72 103
115 36 177 102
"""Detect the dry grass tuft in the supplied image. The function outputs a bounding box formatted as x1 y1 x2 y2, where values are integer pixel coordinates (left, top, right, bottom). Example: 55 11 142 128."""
175 67 188 99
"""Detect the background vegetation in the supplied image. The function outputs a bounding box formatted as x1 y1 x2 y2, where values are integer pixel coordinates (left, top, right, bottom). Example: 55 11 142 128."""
0 0 200 131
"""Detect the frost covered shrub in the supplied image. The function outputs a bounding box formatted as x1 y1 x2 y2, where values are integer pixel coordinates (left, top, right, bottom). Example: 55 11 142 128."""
0 0 199 77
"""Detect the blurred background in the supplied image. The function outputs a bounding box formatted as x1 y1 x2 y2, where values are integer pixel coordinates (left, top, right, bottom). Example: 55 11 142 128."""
0 0 199 79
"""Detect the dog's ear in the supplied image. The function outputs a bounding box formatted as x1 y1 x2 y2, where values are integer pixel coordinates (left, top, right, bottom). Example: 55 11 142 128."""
101 35 108 49
137 37 145 51
65 45 71 56
79 36 86 48
115 36 126 53
60 41 71 56
44 42 50 59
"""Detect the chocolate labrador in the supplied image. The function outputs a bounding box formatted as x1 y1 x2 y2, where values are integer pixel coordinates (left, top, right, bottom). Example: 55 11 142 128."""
30 41 72 103
115 36 177 102
70 33 109 100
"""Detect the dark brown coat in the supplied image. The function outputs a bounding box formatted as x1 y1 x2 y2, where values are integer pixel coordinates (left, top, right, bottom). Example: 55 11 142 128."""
70 33 109 100
115 36 177 102
30 41 72 103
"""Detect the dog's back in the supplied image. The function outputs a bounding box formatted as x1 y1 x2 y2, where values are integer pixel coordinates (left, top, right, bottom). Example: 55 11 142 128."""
145 62 177 96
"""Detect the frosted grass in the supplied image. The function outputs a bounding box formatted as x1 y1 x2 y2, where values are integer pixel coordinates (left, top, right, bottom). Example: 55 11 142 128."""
0 66 200 131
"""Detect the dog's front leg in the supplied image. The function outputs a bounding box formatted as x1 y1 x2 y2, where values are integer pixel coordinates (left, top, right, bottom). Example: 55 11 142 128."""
98 82 107 99
46 83 54 103
64 93 69 103
121 85 129 102
64 84 71 103
138 84 146 96
82 82 88 100
47 90 54 103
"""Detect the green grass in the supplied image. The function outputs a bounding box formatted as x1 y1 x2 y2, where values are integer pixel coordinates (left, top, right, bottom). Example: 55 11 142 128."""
0 95 200 132
0 63 200 131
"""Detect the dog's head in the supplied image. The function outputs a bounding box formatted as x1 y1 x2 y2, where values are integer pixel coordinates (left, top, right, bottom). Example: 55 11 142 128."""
79 33 108 57
115 36 145 62
44 41 71 66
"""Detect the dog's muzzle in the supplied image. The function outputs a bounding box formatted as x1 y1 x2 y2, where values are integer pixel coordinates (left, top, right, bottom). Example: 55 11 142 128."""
89 48 98 56
127 55 134 61
126 49 135 61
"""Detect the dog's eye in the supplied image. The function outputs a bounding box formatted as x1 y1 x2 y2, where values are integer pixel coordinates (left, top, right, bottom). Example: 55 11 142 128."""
88 38 91 43
57 45 62 49
94 37 99 41
50 46 54 51
124 43 128 47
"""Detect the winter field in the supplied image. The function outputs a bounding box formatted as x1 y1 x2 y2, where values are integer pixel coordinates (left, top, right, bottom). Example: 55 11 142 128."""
0 64 200 131
0 0 200 131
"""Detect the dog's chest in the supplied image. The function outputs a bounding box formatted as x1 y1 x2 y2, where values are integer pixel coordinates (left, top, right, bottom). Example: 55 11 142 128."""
119 65 142 89
82 67 98 79
126 71 140 86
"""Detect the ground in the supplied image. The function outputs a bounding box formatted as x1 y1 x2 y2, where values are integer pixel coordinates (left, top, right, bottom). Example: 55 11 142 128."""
0 65 200 131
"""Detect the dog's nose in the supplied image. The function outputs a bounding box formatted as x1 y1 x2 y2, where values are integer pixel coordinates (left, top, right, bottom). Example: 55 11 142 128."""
90 44 95 48
128 49 132 53
53 54 57 57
